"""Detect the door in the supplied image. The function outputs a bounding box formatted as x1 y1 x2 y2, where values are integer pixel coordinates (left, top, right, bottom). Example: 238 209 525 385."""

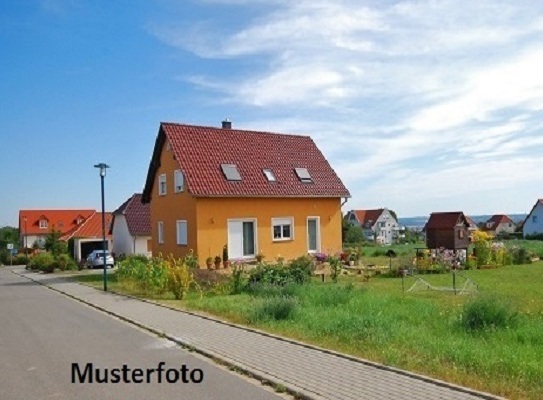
227 220 256 259
307 217 320 253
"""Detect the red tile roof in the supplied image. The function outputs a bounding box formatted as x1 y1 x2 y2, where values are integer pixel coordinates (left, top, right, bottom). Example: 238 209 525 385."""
424 212 468 230
112 193 150 236
483 214 514 231
351 209 384 227
19 210 95 237
142 122 350 202
68 212 113 239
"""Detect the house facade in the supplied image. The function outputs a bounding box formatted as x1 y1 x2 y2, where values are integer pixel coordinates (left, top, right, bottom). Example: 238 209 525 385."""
483 214 516 236
142 121 350 266
18 210 112 261
345 208 401 244
111 193 152 257
424 212 470 250
523 199 543 238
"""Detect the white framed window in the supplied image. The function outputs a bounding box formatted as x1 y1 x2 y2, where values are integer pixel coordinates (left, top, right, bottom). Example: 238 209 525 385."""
174 170 184 193
272 217 293 241
39 219 48 229
176 220 187 245
158 174 167 196
158 221 164 244
166 140 172 151
307 217 320 253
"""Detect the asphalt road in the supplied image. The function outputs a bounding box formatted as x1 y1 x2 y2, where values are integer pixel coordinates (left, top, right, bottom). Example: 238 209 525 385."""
0 268 285 400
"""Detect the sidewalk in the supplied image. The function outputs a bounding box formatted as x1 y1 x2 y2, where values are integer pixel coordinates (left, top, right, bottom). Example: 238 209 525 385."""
13 268 503 400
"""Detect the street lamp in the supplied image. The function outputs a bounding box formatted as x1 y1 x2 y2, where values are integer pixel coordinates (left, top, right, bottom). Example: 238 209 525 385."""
94 163 110 291
23 216 28 265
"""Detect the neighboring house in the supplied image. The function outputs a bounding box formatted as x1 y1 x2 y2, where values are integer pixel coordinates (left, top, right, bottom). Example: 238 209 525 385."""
483 214 515 236
523 199 543 238
111 193 152 257
141 121 351 266
18 210 113 261
424 212 470 250
465 215 479 237
345 208 401 244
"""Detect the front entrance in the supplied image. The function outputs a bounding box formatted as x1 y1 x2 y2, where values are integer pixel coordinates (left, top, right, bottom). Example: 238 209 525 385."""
227 219 256 259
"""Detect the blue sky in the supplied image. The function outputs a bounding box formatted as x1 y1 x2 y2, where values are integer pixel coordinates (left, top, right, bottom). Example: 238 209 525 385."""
2 0 543 227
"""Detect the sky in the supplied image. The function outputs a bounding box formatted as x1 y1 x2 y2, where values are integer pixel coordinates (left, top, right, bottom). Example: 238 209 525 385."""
2 0 543 227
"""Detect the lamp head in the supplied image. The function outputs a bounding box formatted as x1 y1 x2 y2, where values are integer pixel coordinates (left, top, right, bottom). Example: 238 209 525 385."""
94 163 110 177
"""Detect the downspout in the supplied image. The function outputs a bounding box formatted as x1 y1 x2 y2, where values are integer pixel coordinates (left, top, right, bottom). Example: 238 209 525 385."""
341 197 348 207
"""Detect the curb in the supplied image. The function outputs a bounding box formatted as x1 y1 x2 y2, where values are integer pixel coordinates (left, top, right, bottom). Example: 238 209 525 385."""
12 268 505 400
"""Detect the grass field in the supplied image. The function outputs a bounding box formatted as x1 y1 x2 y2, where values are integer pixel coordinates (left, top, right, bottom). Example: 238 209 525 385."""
74 261 543 399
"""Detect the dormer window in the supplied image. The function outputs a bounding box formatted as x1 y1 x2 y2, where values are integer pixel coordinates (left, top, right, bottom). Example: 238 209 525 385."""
39 219 48 229
221 164 242 181
263 169 276 182
294 167 312 183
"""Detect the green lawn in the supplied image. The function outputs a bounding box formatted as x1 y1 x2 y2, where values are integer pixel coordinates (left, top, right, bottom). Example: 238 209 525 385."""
73 262 543 399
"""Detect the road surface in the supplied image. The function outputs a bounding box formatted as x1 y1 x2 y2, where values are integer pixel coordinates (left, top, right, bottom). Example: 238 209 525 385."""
0 268 285 400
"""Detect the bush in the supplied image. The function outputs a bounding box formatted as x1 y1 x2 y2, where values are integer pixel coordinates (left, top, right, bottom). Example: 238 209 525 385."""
166 256 200 300
29 252 55 273
56 254 77 271
249 296 299 322
0 251 27 266
461 295 517 332
247 257 313 287
510 247 532 265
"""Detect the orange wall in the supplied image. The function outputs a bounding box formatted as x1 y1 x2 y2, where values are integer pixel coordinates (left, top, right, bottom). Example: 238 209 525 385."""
150 141 197 259
150 140 344 266
195 197 343 265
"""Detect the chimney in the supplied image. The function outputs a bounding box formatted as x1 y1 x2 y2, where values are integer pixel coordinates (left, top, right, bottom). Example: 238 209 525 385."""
221 118 232 129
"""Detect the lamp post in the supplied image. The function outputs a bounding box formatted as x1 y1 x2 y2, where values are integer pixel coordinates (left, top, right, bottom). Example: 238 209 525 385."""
23 217 28 265
94 163 110 291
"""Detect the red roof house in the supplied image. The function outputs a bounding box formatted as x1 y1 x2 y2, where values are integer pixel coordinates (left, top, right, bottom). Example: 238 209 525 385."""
142 121 350 265
483 214 515 236
19 209 112 261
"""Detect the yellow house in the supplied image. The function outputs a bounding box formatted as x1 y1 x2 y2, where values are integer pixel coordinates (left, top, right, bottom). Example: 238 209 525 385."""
142 121 351 267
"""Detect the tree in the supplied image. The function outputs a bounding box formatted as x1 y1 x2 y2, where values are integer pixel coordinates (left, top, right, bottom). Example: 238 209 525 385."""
44 228 67 257
343 219 365 244
0 226 19 249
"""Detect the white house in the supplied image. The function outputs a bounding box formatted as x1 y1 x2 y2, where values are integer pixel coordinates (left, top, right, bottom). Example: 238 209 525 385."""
523 199 543 238
345 208 402 245
111 193 152 257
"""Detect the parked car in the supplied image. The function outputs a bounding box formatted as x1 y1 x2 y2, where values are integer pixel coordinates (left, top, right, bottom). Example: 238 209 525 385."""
86 250 115 269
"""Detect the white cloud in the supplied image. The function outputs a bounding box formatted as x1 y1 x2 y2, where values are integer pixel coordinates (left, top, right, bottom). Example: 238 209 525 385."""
150 0 543 215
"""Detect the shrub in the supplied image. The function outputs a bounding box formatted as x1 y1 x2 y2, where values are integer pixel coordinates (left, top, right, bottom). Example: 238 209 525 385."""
164 256 201 300
510 247 532 265
249 296 298 322
29 252 55 273
461 295 517 332
247 257 312 287
56 254 76 271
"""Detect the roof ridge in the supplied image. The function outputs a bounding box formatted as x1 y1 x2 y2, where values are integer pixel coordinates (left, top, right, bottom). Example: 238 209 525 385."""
160 122 311 139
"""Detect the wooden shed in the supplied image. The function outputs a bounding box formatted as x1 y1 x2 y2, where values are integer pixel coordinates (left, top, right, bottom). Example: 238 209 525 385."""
424 212 470 250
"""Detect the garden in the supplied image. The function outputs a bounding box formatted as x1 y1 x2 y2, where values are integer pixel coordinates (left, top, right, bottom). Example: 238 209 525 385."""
71 238 543 400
